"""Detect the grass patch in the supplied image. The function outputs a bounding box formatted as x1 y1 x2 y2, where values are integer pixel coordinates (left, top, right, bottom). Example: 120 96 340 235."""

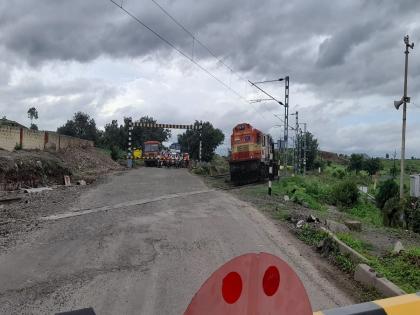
271 208 290 221
337 232 373 254
296 226 356 273
369 247 420 293
347 202 383 227
271 176 331 212
332 252 356 273
296 225 329 246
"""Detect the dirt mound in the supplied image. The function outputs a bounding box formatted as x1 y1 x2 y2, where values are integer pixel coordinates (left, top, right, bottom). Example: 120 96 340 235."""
55 147 122 182
0 147 122 191
0 150 70 190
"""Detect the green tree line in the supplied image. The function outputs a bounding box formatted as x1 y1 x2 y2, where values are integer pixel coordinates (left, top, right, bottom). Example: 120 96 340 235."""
57 112 224 162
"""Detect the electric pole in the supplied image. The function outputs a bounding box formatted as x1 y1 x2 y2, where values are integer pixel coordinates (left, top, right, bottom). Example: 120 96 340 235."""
303 123 307 176
394 35 414 199
248 75 289 177
293 111 299 174
284 76 289 176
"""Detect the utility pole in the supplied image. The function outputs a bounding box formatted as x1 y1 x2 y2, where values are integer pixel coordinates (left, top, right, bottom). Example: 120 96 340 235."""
295 111 298 174
303 123 307 176
199 121 203 162
284 76 289 176
248 75 289 177
394 35 414 199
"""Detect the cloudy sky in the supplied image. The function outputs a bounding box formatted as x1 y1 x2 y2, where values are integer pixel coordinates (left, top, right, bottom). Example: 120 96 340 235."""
1 0 420 157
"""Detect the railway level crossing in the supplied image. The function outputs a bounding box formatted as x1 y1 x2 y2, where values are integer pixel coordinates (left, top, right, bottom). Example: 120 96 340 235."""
126 119 202 168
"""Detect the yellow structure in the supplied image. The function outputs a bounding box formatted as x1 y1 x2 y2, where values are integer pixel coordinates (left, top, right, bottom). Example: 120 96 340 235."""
133 148 142 159
314 292 420 315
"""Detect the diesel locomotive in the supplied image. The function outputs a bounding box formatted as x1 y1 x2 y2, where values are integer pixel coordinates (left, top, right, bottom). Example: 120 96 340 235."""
229 123 277 185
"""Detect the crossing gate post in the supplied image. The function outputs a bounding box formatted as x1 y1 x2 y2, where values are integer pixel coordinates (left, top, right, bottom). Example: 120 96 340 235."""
127 118 133 168
199 122 203 162
268 142 274 195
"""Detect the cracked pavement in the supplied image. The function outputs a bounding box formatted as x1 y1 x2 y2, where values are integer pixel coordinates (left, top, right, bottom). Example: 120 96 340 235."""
0 168 356 314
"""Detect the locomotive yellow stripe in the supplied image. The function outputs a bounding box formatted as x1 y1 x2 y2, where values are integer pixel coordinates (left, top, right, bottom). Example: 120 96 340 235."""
232 143 261 153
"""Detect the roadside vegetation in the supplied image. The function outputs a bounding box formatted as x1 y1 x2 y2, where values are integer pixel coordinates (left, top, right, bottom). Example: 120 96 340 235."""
227 153 420 294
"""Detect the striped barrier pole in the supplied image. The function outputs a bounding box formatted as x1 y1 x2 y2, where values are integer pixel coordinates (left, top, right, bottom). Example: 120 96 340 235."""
314 292 420 315
127 118 133 168
268 151 273 195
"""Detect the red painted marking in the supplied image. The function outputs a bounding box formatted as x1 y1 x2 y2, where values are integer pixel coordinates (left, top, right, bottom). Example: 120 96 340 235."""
222 272 242 304
184 253 312 315
262 265 280 296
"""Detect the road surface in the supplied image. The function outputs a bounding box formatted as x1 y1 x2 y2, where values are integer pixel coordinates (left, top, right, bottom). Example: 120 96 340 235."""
0 168 356 314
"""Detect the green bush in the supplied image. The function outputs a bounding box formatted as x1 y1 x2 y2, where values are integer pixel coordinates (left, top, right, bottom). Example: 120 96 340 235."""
110 145 120 161
332 180 359 208
14 143 22 150
348 202 383 226
331 168 346 179
382 197 403 227
400 197 420 233
376 179 399 210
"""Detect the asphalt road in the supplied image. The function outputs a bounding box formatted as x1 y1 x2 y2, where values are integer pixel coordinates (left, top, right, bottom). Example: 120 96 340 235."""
0 168 356 314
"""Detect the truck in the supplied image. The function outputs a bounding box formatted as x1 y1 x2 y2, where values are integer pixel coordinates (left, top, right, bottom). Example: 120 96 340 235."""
143 140 161 167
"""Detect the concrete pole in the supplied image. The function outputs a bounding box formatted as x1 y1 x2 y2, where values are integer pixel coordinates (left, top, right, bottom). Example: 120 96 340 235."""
303 123 307 176
199 139 202 162
400 35 414 199
268 150 273 195
295 111 298 174
199 122 203 162
284 76 289 176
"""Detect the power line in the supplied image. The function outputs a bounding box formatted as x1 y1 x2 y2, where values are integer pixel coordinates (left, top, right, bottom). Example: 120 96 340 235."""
109 0 247 102
108 0 275 123
150 0 247 82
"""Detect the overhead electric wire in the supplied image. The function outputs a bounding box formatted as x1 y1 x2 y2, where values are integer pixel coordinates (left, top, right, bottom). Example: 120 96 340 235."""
108 0 276 124
150 0 247 82
109 0 247 102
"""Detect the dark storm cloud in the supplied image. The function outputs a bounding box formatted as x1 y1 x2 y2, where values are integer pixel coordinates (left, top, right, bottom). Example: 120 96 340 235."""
1 0 420 156
1 0 419 98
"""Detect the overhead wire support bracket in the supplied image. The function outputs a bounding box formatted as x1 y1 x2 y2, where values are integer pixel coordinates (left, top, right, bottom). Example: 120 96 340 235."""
248 80 284 106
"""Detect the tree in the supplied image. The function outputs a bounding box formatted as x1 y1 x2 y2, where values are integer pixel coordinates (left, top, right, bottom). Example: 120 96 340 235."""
332 179 359 208
348 154 364 173
27 107 38 125
57 112 99 142
376 179 399 210
131 116 171 148
99 116 171 151
385 153 389 159
297 131 318 170
30 123 38 130
363 157 383 176
178 121 224 162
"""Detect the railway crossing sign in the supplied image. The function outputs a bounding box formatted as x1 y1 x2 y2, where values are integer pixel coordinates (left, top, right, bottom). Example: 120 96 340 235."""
184 252 312 314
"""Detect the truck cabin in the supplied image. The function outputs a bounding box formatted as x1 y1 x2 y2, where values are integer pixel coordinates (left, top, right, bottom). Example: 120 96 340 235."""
144 141 160 153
